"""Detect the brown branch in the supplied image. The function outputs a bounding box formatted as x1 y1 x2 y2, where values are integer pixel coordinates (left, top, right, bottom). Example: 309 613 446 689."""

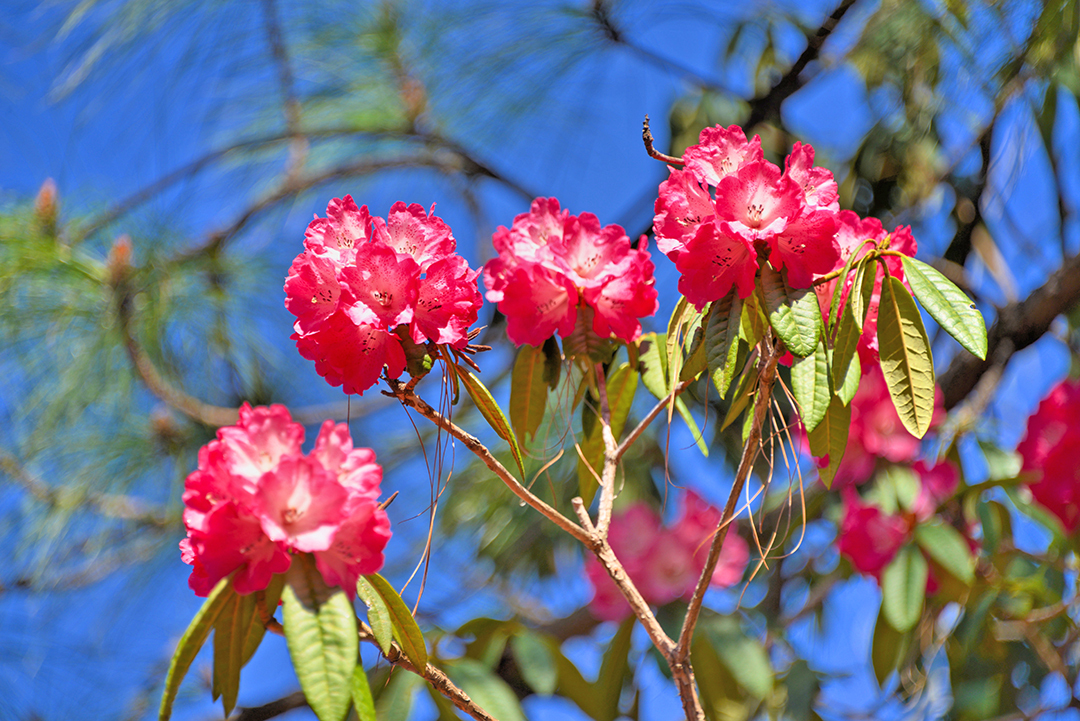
616 378 694 462
939 250 1080 410
642 114 684 165
359 622 498 721
258 0 306 179
383 378 592 545
594 363 618 538
114 283 241 428
233 692 308 721
745 0 858 128
673 332 782 696
0 451 170 528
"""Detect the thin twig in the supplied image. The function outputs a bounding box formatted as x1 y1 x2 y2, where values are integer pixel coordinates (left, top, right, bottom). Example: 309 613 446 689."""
616 378 694 462
383 378 592 545
673 331 781 682
594 362 618 538
358 621 498 721
642 114 684 165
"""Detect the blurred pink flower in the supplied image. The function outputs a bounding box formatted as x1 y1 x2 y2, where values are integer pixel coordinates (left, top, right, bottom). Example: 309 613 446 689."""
585 492 749 621
837 488 908 580
1018 379 1080 531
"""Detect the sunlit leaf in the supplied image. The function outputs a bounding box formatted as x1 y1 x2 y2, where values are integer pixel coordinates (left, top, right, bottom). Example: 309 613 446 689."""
705 288 742 399
361 573 428 671
808 395 850 489
458 365 526 478
511 630 557 696
352 666 377 721
510 345 548 443
871 608 910 686
761 264 821 357
595 617 635 721
356 576 394 657
242 573 285 666
881 544 927 632
831 300 861 404
283 556 358 721
446 658 526 721
705 616 774 699
791 338 830 433
211 588 245 716
159 576 234 721
914 519 975 585
901 256 987 359
877 275 935 437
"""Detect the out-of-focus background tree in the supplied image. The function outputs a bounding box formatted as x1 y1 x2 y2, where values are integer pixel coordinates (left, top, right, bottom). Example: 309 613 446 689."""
1 0 1079 719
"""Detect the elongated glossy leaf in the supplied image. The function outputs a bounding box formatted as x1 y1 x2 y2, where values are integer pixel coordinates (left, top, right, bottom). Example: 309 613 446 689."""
242 573 285 666
356 576 394 656
741 289 768 346
283 556 358 721
510 631 557 696
827 245 871 332
705 289 742 398
638 332 668 399
212 589 246 716
458 365 526 478
901 256 987 359
831 300 861 404
761 264 821 357
705 616 774 699
666 296 692 386
791 339 830 433
721 364 757 432
577 364 638 505
595 617 635 721
352 666 377 721
362 573 427 670
877 276 936 438
808 394 850 489
881 544 927 633
374 668 419 721
680 310 708 382
446 658 526 721
871 609 910 686
509 345 548 444
159 576 234 721
851 261 877 330
547 638 600 719
914 520 975 585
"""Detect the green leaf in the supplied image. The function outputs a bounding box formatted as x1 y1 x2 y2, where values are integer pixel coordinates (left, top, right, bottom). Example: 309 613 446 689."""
541 336 562 389
510 630 557 696
457 365 526 478
680 309 708 382
880 544 928 632
721 364 757 432
212 588 246 716
352 666 377 721
871 608 910 686
877 275 935 438
445 658 526 721
831 300 861 404
807 395 850 489
977 500 1012 554
595 617 635 721
361 573 428 670
159 576 235 721
761 264 822 357
705 616 774 699
356 576 394 657
242 573 286 666
637 332 669 399
851 261 877 329
509 345 549 443
705 289 742 399
791 338 830 433
282 555 358 721
547 638 600 718
577 363 638 506
914 520 975 585
827 245 871 332
374 669 419 721
666 296 692 386
901 256 987 359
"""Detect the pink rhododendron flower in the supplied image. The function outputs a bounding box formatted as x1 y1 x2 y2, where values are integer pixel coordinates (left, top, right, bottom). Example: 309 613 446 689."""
180 403 391 596
286 196 482 395
653 126 841 307
1017 379 1080 531
584 492 749 621
813 211 917 363
910 459 959 521
483 198 658 347
837 488 908 580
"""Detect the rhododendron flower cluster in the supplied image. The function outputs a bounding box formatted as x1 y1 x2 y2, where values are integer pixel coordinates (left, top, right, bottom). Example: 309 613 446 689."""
180 403 391 596
653 126 841 307
838 460 959 581
585 492 750 621
1017 379 1080 532
285 197 483 395
483 197 658 347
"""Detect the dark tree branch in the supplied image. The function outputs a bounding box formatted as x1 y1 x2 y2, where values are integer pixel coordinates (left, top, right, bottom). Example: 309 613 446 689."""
940 251 1080 410
745 0 859 128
